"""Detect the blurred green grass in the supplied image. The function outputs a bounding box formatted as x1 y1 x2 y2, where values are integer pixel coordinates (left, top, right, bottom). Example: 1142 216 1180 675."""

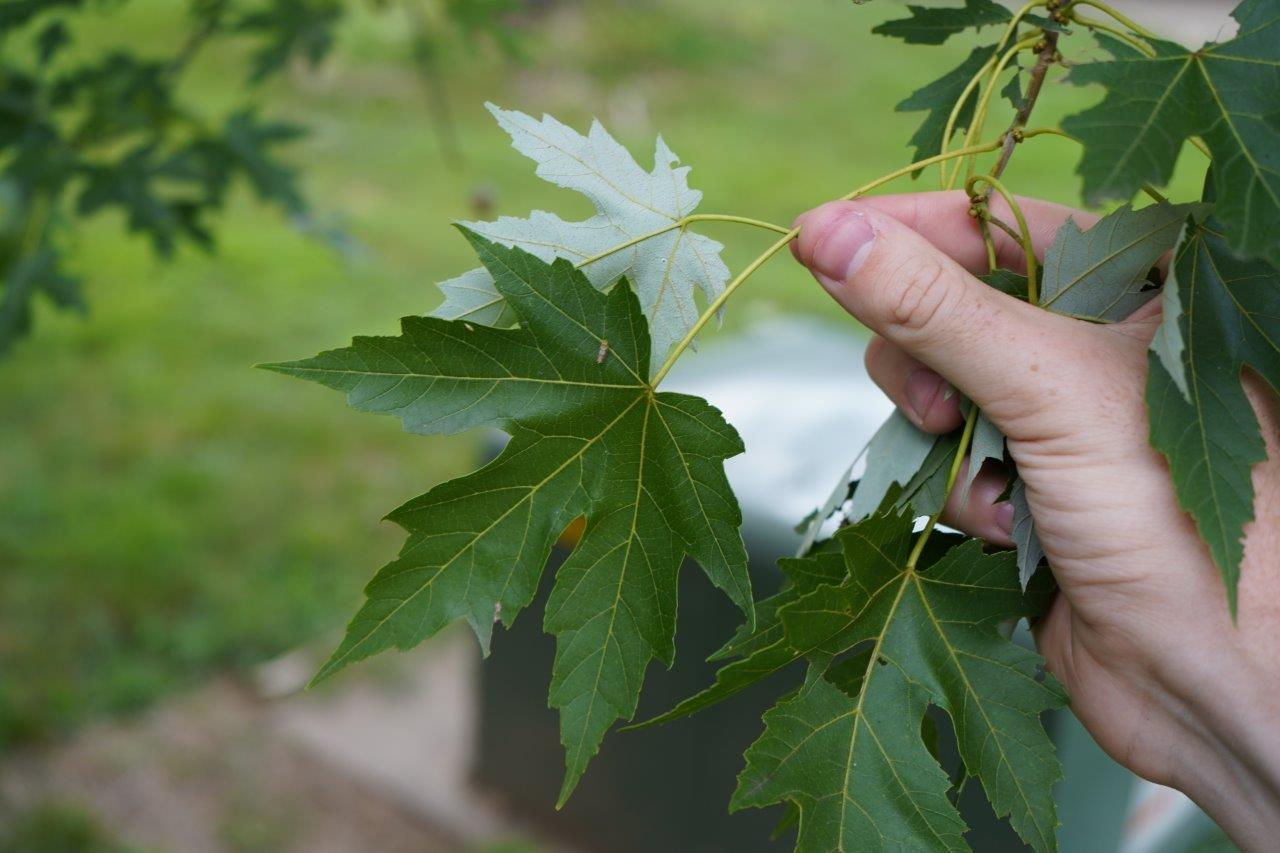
0 0 1209 747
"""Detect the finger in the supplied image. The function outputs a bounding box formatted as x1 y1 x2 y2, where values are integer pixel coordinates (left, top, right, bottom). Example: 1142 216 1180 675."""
794 199 1087 426
940 459 1015 548
864 336 963 434
790 191 1092 277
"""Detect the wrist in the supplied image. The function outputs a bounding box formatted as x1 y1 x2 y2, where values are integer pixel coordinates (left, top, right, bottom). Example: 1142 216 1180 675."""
1167 642 1280 848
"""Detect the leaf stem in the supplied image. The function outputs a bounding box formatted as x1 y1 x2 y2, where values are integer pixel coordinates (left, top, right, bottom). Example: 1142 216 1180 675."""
951 33 1045 187
649 141 1011 388
1070 12 1156 56
967 174 1039 305
1019 127 1074 142
685 214 792 235
1141 184 1170 204
983 212 1026 248
575 214 791 269
1067 0 1160 41
937 55 998 190
985 32 1062 186
650 228 797 386
843 140 1005 202
904 406 979 572
937 0 1050 187
993 0 1052 56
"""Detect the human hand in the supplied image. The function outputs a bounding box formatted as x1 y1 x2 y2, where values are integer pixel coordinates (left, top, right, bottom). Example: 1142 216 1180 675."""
792 193 1280 849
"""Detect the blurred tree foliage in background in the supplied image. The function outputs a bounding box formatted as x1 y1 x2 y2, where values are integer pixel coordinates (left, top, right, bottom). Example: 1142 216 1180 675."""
0 0 526 356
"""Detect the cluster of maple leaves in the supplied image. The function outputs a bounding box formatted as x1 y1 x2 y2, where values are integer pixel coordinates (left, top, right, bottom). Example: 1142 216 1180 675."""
271 0 1280 849
0 0 521 357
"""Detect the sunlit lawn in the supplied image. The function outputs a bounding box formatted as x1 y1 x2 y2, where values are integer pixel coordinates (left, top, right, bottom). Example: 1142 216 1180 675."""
0 0 1208 747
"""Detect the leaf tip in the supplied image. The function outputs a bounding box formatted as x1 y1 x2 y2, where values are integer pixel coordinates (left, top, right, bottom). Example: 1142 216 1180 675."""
307 657 342 690
453 222 496 258
554 772 581 811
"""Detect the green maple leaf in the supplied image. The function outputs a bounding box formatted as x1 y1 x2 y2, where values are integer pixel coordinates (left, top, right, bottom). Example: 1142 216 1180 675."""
1061 2 1280 265
1040 201 1209 321
872 0 1010 45
264 230 753 802
737 655 968 850
1146 219 1280 612
727 513 1064 851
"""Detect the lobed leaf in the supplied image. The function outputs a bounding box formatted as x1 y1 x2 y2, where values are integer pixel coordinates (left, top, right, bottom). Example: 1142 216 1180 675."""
1146 220 1280 612
1062 3 1280 265
872 0 1010 45
731 514 1065 851
266 232 752 801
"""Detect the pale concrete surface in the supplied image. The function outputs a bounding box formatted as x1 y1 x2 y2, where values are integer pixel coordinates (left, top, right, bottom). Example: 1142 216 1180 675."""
0 630 539 852
268 627 514 847
0 679 461 852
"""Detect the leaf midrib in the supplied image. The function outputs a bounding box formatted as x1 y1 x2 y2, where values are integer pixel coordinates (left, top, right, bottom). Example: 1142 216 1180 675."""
565 394 654 786
517 118 676 222
274 365 640 391
477 242 649 385
1195 54 1280 225
910 571 1050 850
1095 55 1195 193
652 397 750 612
315 394 646 680
836 570 917 849
1041 214 1178 311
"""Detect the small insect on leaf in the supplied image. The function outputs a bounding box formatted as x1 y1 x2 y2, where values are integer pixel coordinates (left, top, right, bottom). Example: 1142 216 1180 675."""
597 339 610 364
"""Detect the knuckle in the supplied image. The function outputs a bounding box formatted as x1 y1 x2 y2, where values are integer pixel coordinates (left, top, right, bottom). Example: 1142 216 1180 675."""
883 257 955 334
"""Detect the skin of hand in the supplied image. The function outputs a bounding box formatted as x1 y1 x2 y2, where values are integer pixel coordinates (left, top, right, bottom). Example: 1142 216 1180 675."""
791 192 1280 849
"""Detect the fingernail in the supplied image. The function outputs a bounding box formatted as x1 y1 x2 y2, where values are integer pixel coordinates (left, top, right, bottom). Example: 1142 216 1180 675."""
809 211 876 283
995 501 1015 538
905 369 943 424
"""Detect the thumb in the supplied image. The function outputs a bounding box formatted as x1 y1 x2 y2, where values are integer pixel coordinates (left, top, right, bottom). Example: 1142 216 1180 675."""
794 200 1083 428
